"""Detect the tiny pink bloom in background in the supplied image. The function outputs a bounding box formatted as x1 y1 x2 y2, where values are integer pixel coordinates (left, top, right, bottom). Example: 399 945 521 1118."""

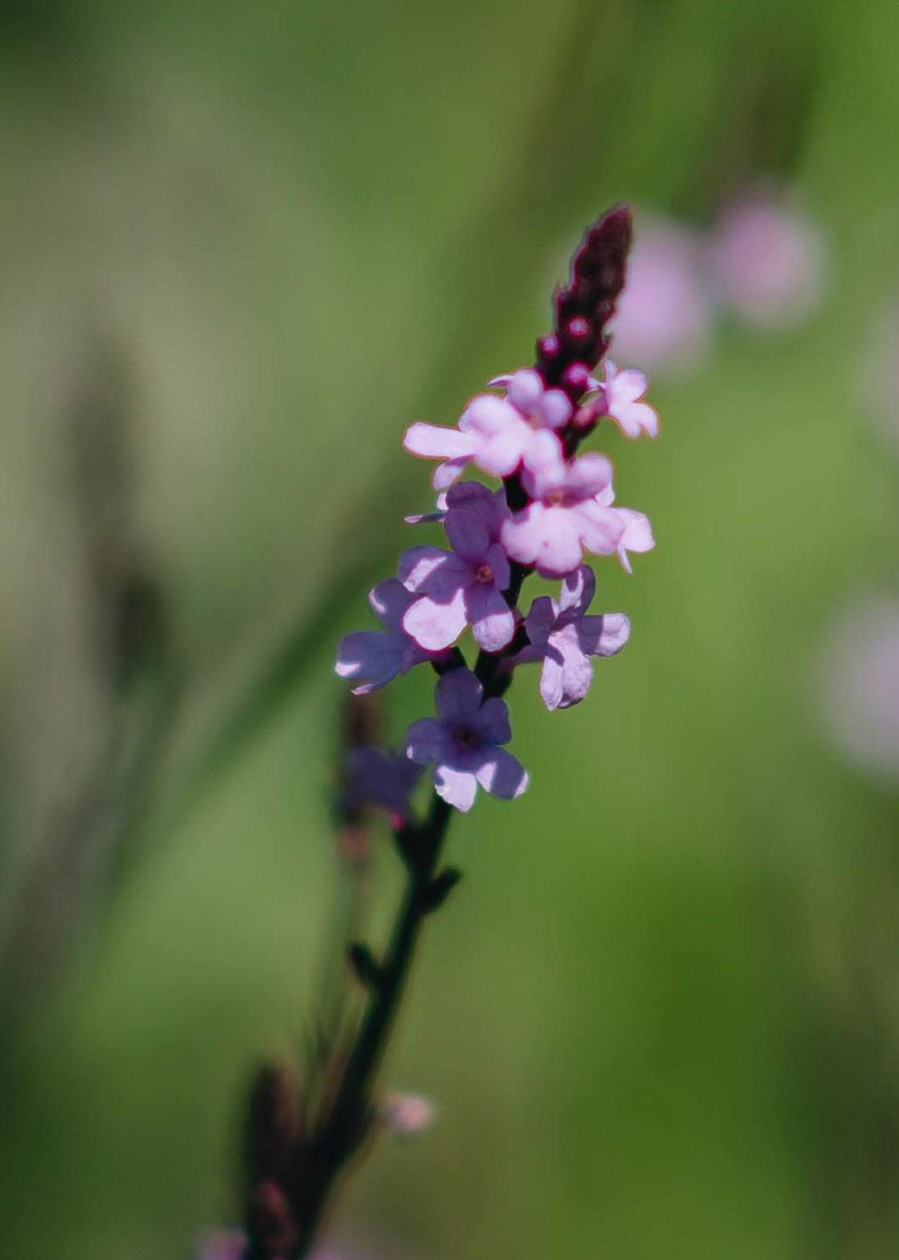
381 1091 438 1137
814 594 899 783
709 194 826 329
196 1230 246 1260
608 215 713 376
196 1230 378 1260
860 300 899 457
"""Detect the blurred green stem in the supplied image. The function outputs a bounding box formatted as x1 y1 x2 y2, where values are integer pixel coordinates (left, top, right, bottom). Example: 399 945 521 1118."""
291 795 452 1257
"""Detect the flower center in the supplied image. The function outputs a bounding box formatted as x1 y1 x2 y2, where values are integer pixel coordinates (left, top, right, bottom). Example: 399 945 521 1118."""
475 563 494 583
452 723 478 748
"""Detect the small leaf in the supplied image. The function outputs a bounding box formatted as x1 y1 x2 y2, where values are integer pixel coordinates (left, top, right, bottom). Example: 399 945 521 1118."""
422 867 463 913
347 942 383 990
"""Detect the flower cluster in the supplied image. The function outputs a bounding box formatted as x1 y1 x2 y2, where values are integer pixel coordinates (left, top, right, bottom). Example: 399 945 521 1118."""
336 206 658 813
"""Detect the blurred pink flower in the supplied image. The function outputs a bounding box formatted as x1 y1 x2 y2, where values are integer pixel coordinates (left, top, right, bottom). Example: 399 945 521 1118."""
608 216 713 376
709 194 826 329
195 1229 365 1260
196 1231 245 1260
861 300 899 456
814 594 899 782
381 1091 438 1136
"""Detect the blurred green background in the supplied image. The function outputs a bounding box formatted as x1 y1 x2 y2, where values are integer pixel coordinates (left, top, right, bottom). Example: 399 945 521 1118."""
1 1 898 1257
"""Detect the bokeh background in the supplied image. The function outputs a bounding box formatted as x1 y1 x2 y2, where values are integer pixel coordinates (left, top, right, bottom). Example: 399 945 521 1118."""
1 1 898 1257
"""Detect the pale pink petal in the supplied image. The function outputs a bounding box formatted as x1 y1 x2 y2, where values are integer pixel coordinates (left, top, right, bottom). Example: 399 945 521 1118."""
404 422 477 460
433 765 479 812
503 504 584 577
575 502 626 558
433 457 469 490
403 587 468 650
567 452 614 497
614 508 655 572
538 389 573 430
538 650 567 710
558 565 595 617
398 547 470 597
547 630 595 709
466 584 515 652
506 368 544 412
576 611 631 656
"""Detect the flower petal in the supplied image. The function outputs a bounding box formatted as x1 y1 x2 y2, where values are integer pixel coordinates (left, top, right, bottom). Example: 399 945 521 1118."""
473 695 512 744
435 668 483 724
398 547 470 597
403 422 477 460
369 578 414 631
577 611 631 657
474 748 529 800
335 630 409 693
432 764 479 812
466 585 515 652
558 565 595 618
406 718 449 764
403 587 469 650
524 595 558 649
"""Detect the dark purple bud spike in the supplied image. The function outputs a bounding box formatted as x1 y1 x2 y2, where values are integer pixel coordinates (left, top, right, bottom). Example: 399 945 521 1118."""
536 204 633 398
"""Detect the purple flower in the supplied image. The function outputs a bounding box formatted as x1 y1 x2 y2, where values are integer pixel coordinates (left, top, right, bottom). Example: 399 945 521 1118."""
398 485 515 652
501 435 653 578
406 670 528 812
342 746 423 822
403 369 573 490
514 566 630 709
336 579 439 694
587 359 659 439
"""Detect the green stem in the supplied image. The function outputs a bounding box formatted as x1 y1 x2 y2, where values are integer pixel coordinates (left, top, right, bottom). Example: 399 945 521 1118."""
292 794 452 1255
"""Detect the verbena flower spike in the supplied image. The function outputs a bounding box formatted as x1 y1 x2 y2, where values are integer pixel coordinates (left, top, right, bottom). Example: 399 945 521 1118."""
240 204 659 1260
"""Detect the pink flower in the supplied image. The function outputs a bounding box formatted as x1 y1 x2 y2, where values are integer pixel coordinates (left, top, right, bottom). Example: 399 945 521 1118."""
403 369 573 489
709 194 825 329
609 215 713 375
589 359 659 439
814 594 899 783
860 300 899 456
381 1092 438 1137
501 434 653 577
515 566 631 709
